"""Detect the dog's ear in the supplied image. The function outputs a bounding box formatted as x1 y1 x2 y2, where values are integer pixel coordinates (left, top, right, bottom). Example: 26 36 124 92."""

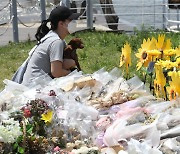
68 38 76 45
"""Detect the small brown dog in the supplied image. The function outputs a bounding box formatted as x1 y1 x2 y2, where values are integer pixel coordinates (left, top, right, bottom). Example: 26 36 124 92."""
63 38 84 71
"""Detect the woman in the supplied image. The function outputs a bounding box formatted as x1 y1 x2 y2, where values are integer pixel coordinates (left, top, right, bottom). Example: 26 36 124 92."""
22 6 80 86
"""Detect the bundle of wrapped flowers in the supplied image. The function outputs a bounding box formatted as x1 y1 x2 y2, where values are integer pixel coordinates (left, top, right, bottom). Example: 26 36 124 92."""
0 68 179 154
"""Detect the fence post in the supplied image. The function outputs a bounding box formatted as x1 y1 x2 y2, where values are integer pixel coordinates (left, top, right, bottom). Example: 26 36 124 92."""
66 0 70 8
86 0 93 29
153 0 155 28
12 0 19 43
177 7 179 30
162 0 166 30
40 0 46 21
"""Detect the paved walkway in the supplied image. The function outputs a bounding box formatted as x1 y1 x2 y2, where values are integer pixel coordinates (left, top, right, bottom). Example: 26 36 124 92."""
0 23 40 46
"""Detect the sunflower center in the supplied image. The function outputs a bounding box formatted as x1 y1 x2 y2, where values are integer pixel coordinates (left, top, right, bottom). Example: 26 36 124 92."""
142 52 147 60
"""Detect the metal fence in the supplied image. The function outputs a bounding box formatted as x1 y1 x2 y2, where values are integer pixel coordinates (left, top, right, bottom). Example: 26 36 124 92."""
0 0 179 44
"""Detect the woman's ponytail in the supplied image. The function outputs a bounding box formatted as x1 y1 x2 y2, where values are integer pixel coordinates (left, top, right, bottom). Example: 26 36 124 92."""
35 19 50 41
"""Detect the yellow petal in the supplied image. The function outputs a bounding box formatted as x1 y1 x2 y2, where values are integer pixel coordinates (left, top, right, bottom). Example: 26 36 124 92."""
41 110 53 123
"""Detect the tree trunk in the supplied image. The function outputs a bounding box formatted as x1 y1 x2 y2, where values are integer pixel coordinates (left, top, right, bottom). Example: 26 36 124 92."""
99 0 119 30
168 0 180 9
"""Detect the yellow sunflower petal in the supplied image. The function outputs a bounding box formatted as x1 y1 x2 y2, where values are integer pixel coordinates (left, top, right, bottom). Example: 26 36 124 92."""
156 34 165 50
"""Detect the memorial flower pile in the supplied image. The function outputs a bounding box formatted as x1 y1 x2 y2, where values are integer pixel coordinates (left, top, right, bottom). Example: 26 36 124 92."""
0 33 179 154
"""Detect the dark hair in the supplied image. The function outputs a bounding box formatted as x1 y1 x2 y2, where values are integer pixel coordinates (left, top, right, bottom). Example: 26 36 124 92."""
35 20 50 41
35 6 80 41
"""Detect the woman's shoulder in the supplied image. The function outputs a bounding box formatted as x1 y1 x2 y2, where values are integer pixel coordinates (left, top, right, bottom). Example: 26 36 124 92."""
41 30 60 42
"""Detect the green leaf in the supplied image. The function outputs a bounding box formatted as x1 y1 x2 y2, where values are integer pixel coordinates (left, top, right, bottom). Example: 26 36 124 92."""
18 146 25 154
13 142 18 150
16 135 23 143
26 124 33 134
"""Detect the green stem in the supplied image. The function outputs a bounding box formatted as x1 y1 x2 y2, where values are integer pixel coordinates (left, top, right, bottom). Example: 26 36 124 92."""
144 72 147 84
149 73 153 92
164 86 168 101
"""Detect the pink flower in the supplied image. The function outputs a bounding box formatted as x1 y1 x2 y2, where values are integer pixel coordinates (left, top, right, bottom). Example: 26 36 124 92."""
23 109 31 118
54 146 60 152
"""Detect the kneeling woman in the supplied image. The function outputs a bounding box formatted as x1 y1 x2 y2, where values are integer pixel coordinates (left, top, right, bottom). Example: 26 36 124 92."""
22 6 80 86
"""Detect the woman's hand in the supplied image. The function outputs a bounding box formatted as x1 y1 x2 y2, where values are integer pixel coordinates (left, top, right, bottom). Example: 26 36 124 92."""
51 60 71 78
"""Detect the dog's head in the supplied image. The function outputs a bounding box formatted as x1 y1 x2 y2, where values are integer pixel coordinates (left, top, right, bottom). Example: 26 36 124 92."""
68 38 84 50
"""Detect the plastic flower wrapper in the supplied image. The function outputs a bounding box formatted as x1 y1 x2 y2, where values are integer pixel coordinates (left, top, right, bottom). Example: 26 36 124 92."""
96 116 112 131
56 99 98 142
25 70 53 88
127 139 162 154
101 147 124 154
119 94 155 109
49 70 83 92
156 107 180 131
88 68 122 99
65 86 93 102
0 118 22 143
103 111 160 147
34 88 63 110
92 68 121 87
126 76 148 92
3 79 29 95
64 99 99 121
146 100 172 115
103 77 129 101
161 125 180 140
161 137 180 152
0 90 28 121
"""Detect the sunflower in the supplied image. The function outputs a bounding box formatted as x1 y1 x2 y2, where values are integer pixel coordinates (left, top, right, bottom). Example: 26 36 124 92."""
166 85 177 100
119 42 131 74
175 57 180 69
136 38 155 70
163 49 176 60
156 34 165 50
167 71 180 100
156 60 178 70
147 49 161 60
154 64 166 98
168 71 180 94
175 46 180 58
155 35 172 60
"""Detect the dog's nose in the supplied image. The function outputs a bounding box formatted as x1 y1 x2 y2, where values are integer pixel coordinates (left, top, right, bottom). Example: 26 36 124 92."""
80 44 84 48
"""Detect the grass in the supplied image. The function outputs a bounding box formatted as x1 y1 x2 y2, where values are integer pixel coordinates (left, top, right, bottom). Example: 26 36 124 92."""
0 30 179 90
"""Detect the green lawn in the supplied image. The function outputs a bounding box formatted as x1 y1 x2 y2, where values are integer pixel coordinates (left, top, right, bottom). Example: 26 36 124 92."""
0 30 179 90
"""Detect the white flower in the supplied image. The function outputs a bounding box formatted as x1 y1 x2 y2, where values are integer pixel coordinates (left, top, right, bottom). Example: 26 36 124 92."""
0 118 22 143
72 146 89 154
71 146 99 154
